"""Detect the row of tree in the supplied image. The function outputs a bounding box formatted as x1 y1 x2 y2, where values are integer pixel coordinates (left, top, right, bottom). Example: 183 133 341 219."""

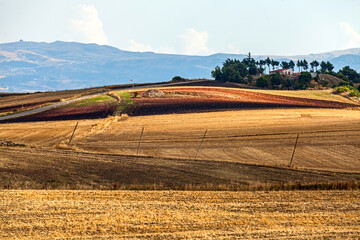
211 53 360 85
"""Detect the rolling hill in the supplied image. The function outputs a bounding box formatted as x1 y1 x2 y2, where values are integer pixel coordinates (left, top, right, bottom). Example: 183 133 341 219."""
0 40 359 92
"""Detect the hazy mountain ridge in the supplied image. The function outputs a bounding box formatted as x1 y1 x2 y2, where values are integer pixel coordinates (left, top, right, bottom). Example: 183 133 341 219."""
0 41 359 92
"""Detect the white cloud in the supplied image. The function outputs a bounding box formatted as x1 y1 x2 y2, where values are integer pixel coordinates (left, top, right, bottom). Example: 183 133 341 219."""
126 28 213 55
179 28 213 55
227 44 243 54
128 40 155 52
340 22 360 48
70 4 108 45
128 40 176 54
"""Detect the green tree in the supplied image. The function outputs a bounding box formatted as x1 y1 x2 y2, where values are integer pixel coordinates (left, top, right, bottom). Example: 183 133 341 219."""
310 60 319 72
272 60 279 70
297 72 312 89
281 61 290 69
289 60 295 71
256 76 270 88
303 59 309 72
271 73 282 86
211 66 223 81
265 57 271 73
339 66 360 83
326 61 334 72
246 52 252 65
212 58 248 83
297 60 302 72
320 61 327 73
259 60 266 72
282 78 293 89
222 65 243 82
248 63 257 75
270 59 279 71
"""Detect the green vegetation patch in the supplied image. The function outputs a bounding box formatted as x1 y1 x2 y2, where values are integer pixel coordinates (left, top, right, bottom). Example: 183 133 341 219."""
112 92 134 115
335 85 360 97
60 95 116 108
120 92 133 103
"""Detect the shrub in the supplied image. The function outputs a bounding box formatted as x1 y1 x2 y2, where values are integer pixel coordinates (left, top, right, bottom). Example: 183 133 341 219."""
256 76 270 88
281 78 293 89
171 76 185 82
295 72 312 89
270 73 282 86
335 85 360 97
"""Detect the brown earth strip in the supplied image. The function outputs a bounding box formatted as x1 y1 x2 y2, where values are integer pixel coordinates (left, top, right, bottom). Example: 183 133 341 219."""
0 147 359 189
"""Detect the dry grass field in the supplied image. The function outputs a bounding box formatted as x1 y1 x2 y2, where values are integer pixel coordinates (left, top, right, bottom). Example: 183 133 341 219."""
1 190 359 239
242 88 356 103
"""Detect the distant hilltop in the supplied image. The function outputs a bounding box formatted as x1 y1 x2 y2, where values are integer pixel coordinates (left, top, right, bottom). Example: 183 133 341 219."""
0 41 359 92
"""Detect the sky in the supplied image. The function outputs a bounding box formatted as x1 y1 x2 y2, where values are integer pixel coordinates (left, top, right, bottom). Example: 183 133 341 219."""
0 0 360 56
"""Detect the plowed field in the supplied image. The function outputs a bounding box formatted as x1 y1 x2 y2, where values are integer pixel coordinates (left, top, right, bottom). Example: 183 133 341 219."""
3 87 358 122
131 87 357 116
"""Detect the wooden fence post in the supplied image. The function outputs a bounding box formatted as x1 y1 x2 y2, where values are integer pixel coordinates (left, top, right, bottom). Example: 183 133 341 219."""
289 133 300 167
137 127 144 155
68 122 79 145
195 129 208 160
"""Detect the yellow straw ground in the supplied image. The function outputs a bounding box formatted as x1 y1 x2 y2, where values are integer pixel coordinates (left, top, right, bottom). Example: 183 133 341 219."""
1 190 359 239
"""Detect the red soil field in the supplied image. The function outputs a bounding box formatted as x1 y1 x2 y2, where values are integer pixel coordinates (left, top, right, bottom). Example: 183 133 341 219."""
2 87 357 122
130 87 357 116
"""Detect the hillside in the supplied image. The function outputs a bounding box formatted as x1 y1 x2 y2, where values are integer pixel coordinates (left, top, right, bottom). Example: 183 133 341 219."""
318 74 346 87
0 85 359 189
1 85 358 122
0 41 359 92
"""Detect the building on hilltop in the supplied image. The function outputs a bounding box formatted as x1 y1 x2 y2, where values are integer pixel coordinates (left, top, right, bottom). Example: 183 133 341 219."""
269 69 293 75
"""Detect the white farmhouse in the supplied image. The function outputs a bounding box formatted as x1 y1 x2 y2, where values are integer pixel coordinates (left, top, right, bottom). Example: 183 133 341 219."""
269 69 294 75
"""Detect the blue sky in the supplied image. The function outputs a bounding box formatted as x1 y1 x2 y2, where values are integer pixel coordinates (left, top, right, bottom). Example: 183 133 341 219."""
0 0 359 56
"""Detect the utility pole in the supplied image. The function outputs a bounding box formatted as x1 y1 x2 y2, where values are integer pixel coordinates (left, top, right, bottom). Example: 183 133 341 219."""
195 129 208 160
137 127 144 155
289 133 300 168
68 122 79 145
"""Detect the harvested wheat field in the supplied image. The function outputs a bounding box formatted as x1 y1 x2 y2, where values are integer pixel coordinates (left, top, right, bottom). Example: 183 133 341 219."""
1 190 359 239
0 108 360 173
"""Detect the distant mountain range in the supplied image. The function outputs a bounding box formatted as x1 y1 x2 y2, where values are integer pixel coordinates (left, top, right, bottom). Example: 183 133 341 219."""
0 41 359 92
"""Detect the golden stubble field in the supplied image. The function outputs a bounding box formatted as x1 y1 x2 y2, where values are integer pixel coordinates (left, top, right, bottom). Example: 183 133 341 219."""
0 108 359 172
1 190 359 239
